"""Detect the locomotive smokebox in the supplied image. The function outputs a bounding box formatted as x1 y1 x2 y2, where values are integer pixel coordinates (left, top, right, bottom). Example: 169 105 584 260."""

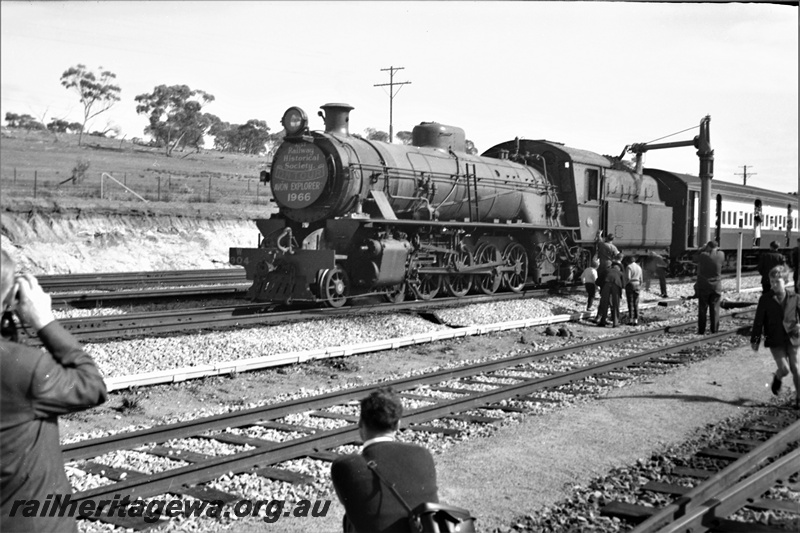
320 103 354 135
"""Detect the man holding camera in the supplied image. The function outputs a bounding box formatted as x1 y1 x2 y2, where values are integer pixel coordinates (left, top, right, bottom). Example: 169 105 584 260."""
1 249 107 532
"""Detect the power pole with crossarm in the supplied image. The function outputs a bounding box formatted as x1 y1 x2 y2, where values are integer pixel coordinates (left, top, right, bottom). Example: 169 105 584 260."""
735 165 756 186
374 66 411 143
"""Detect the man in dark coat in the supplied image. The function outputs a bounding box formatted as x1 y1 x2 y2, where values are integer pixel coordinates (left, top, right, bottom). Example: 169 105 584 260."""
0 250 108 533
758 241 785 293
793 237 800 291
643 251 669 298
331 387 438 533
696 241 725 334
595 231 619 290
595 259 624 328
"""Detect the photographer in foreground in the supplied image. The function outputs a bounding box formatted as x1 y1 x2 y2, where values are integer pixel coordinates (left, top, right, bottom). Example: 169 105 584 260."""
0 249 108 532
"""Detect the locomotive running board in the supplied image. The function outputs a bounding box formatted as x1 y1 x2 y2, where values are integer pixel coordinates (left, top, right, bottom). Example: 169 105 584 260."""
362 217 580 231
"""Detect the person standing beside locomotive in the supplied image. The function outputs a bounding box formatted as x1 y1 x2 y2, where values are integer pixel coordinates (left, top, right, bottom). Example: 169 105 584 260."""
793 237 800 291
695 241 725 335
595 257 624 328
0 249 108 532
750 265 800 410
758 241 785 294
580 258 599 312
595 231 619 290
623 255 643 326
643 251 669 298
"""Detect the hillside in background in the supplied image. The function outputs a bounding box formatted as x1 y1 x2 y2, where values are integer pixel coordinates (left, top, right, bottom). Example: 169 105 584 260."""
0 128 276 212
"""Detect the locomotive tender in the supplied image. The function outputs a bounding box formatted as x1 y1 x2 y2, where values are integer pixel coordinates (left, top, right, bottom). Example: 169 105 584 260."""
230 103 797 307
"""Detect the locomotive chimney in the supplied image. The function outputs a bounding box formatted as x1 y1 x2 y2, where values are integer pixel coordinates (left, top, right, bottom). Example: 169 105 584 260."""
319 103 354 135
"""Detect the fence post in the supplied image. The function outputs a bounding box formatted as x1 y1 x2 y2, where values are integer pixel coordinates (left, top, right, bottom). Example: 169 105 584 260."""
207 176 211 202
256 182 260 204
124 173 127 187
158 176 161 201
34 171 37 198
168 174 171 191
100 173 104 199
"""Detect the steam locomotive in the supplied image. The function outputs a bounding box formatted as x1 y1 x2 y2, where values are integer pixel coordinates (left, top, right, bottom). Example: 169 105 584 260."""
230 103 797 306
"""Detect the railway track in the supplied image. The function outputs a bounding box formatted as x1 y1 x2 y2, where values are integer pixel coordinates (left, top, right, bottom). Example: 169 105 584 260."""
604 417 800 533
40 269 247 291
48 288 564 342
42 268 758 310
62 319 758 530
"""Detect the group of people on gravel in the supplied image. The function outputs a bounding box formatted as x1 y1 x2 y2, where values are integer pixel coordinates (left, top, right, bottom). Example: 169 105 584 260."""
582 231 666 328
584 233 800 412
2 232 800 532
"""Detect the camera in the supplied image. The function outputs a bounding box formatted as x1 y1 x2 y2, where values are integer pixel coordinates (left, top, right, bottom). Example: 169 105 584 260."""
1 310 18 342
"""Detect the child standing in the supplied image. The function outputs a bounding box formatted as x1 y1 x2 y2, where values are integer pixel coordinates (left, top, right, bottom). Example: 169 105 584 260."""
581 258 599 312
623 255 643 325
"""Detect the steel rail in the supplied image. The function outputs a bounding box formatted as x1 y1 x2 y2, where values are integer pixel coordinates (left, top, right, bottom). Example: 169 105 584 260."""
632 418 800 533
69 326 748 503
51 285 250 308
63 312 754 460
655 447 800 533
51 288 567 341
62 316 717 460
66 323 750 505
40 269 246 291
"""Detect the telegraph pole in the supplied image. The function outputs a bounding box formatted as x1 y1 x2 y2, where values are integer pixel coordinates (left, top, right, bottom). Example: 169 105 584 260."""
374 66 411 143
735 165 756 186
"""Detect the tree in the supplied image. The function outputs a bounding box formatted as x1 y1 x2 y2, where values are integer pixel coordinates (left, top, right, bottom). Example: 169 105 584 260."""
47 119 72 133
364 127 389 142
5 112 45 130
209 119 274 155
135 85 215 156
60 64 121 146
236 119 272 154
395 131 413 145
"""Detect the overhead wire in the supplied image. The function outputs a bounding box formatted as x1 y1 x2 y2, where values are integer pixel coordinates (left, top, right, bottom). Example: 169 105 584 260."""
645 124 699 145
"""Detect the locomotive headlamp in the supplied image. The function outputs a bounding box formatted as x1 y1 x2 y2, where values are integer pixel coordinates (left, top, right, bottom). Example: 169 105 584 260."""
282 107 308 136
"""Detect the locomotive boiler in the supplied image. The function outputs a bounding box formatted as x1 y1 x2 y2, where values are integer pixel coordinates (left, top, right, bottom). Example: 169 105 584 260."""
230 103 584 307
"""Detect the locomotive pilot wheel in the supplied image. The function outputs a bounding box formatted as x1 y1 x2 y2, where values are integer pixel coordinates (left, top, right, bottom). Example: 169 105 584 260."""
502 242 529 293
475 243 503 295
320 266 350 308
383 283 407 304
443 250 474 298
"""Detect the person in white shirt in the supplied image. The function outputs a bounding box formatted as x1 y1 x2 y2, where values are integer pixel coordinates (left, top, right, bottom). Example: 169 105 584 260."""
623 255 643 326
580 258 599 312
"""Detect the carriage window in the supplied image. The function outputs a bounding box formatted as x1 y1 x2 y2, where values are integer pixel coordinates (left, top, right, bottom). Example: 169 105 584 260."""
585 169 598 201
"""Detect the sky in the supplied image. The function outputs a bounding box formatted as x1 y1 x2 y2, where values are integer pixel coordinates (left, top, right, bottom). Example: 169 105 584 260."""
1 1 797 194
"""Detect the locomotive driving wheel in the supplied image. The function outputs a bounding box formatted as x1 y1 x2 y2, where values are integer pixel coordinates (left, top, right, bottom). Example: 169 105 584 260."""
411 272 441 300
320 266 350 308
443 250 473 298
475 243 503 295
502 242 529 293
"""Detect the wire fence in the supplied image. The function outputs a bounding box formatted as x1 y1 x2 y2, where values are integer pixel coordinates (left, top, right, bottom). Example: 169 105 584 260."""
1 168 273 206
